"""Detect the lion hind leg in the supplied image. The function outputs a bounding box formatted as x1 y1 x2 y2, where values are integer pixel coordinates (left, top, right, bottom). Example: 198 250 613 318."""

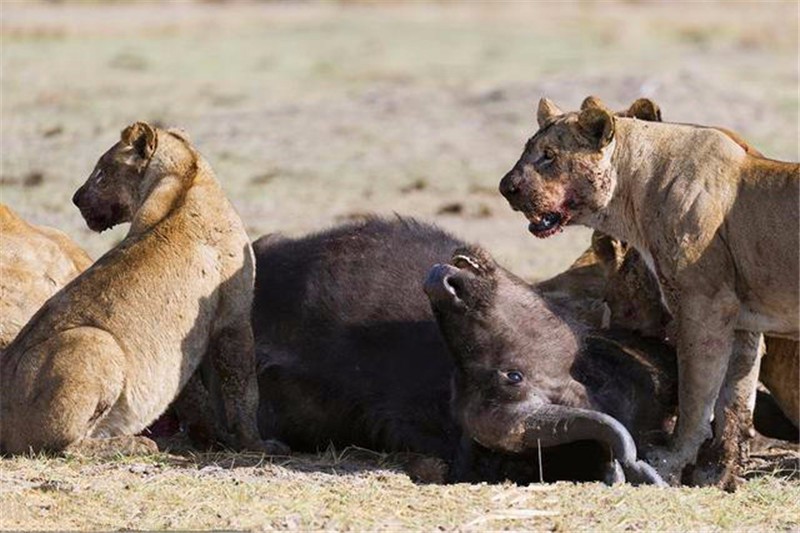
3 328 126 455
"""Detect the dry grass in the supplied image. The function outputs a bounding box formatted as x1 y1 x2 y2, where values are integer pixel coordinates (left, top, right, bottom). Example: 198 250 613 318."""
1 1 798 530
2 447 798 531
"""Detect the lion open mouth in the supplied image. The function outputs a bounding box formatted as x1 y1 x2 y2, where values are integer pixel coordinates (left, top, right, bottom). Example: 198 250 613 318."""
78 202 127 233
80 209 114 233
527 211 568 238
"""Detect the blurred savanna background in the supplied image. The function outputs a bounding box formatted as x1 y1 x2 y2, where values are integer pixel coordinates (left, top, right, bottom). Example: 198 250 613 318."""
1 1 798 530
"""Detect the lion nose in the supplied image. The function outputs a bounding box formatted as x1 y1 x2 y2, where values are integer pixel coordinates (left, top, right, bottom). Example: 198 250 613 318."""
499 171 523 198
499 171 527 211
72 186 86 208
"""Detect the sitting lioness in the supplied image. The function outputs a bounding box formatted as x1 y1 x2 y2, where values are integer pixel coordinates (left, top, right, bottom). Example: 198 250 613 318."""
0 205 92 349
499 98 799 484
0 122 281 455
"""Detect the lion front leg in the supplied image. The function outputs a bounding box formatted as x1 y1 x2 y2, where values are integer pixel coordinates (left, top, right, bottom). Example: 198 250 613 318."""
208 324 289 455
692 331 763 489
647 288 740 484
168 370 231 448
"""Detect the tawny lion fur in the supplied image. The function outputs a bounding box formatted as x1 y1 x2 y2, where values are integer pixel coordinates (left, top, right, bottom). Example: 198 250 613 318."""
0 205 92 349
500 96 799 484
540 100 797 437
0 122 276 455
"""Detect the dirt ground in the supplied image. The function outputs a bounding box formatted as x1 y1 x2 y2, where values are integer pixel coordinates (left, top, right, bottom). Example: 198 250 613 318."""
1 1 799 531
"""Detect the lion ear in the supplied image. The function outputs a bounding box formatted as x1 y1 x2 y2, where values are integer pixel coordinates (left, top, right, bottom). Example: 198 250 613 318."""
167 127 191 144
580 95 610 112
591 231 627 270
121 121 157 159
577 107 615 148
625 98 662 122
537 98 563 128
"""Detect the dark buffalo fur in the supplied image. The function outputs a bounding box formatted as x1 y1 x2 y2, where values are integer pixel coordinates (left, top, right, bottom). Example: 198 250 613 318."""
253 217 459 458
252 217 661 483
148 220 792 478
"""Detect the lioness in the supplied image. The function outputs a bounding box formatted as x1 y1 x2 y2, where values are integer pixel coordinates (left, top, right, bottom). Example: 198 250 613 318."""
761 337 799 428
499 97 799 483
0 205 92 349
0 123 281 455
562 100 798 440
534 97 666 337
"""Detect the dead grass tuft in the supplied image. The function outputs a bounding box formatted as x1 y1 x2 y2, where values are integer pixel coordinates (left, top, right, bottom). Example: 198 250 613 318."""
1 446 798 531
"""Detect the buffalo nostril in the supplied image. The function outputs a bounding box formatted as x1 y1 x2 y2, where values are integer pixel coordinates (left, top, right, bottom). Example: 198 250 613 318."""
443 276 458 297
423 264 464 307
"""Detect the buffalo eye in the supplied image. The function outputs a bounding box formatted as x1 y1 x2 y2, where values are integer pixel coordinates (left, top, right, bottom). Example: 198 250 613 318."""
504 370 524 385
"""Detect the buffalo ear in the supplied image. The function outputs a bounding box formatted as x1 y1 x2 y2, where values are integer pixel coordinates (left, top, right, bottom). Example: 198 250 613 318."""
537 98 564 128
625 98 662 122
452 245 496 274
121 121 157 159
580 95 610 112
577 107 615 148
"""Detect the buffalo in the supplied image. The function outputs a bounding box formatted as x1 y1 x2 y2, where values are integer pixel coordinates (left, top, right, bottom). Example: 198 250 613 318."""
252 217 669 485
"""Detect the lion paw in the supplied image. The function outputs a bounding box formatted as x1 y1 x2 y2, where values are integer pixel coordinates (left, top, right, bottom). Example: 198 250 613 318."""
645 447 685 486
250 438 290 456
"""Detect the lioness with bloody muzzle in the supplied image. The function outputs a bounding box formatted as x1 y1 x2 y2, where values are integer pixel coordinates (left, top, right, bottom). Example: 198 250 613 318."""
1 123 283 455
499 97 799 485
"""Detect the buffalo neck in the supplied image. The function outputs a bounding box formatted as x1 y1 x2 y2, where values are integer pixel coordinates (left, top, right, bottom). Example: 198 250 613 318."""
533 285 591 408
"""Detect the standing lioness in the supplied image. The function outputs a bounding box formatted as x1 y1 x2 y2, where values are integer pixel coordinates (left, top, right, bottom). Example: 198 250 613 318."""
499 98 799 483
0 122 278 455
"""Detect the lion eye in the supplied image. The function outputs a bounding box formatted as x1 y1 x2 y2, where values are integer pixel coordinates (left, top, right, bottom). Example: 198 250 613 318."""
91 168 108 187
536 149 555 168
504 370 524 385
